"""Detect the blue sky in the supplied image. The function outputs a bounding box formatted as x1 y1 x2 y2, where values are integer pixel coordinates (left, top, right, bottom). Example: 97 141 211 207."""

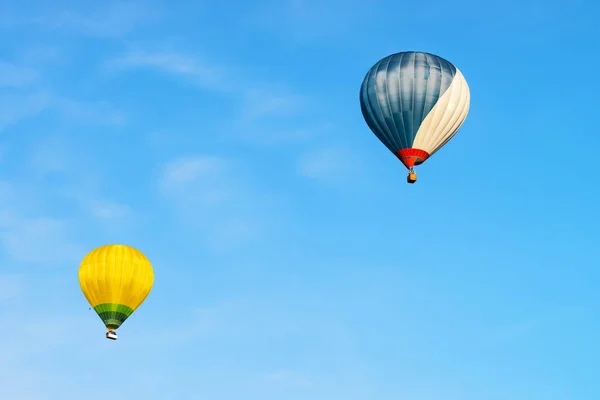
1 0 599 399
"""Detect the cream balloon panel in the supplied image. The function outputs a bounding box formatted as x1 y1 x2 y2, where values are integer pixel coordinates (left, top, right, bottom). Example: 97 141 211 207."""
412 68 471 155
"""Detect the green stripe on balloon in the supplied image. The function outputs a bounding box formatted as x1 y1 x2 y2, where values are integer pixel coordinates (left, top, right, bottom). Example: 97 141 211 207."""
94 303 134 330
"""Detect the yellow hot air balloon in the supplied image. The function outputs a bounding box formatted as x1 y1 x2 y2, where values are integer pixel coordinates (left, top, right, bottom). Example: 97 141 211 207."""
78 244 154 340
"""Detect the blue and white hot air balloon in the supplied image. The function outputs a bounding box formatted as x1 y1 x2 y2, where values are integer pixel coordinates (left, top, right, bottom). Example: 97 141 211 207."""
359 51 470 184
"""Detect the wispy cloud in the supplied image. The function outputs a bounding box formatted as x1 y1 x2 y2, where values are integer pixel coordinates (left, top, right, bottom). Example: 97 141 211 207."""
4 2 159 38
0 61 38 87
0 274 23 302
0 135 133 265
160 155 235 205
158 155 276 249
132 302 234 347
16 45 66 66
0 59 128 265
135 296 321 347
27 136 133 222
0 92 49 131
263 370 315 389
239 87 305 119
0 176 84 266
105 49 328 146
52 96 126 126
478 306 589 350
105 51 226 91
296 146 358 184
482 317 542 347
88 200 131 220
0 308 104 398
0 216 83 264
0 91 125 131
250 0 374 42
105 49 302 109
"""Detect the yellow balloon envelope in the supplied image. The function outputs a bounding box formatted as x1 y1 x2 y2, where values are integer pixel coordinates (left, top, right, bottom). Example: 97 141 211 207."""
78 244 154 340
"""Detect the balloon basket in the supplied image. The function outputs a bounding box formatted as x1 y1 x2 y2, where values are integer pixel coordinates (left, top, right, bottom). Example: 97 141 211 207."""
407 172 417 184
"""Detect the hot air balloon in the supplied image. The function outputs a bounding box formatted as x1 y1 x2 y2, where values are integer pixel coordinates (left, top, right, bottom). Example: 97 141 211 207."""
359 51 470 184
78 244 154 340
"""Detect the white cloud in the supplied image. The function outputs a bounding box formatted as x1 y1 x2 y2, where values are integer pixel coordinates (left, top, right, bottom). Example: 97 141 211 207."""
478 308 585 349
0 308 106 399
105 50 302 111
158 155 275 249
28 137 71 175
483 318 541 345
0 274 23 302
0 280 369 399
89 200 131 220
105 50 327 146
297 146 357 184
0 61 38 87
0 134 134 265
52 96 126 126
250 0 372 42
105 51 226 91
263 370 315 389
0 368 44 400
239 87 305 119
134 296 306 347
0 92 50 131
29 136 132 221
0 183 67 260
0 207 86 266
0 91 125 131
159 155 237 205
161 156 227 185
160 155 235 205
0 216 83 264
21 2 158 38
17 45 66 66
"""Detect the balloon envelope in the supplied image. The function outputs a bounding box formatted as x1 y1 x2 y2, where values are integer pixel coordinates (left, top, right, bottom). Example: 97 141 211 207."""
360 51 470 170
78 244 154 333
